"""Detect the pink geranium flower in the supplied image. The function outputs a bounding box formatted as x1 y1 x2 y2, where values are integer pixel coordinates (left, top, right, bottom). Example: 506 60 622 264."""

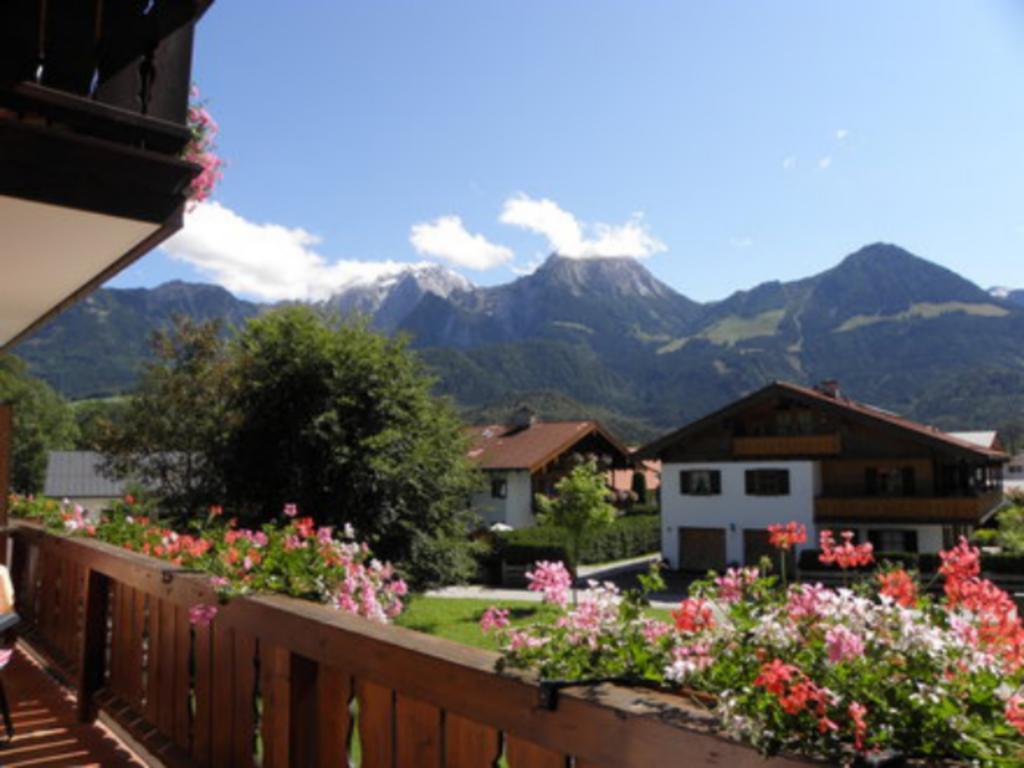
525 561 572 607
188 603 218 627
479 606 510 633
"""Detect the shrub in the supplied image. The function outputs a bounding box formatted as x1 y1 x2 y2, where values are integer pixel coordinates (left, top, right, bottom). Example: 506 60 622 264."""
496 515 660 567
972 528 1001 546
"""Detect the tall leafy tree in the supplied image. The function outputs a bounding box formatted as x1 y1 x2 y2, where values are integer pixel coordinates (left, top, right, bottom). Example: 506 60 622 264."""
98 317 233 520
221 306 481 588
535 458 617 571
0 354 78 492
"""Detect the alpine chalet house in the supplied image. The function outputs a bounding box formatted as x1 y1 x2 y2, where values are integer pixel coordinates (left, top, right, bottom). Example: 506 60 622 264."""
465 409 636 528
641 381 1007 571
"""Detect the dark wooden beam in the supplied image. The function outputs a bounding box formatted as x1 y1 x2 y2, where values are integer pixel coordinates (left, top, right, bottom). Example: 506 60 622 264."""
0 112 195 226
0 404 11 566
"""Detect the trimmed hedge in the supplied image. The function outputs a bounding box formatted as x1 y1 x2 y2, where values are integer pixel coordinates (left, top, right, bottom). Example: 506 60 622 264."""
798 548 1024 576
495 514 661 567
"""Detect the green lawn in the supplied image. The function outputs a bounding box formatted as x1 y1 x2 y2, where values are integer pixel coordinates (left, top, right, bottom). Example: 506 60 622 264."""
396 597 561 650
395 596 672 651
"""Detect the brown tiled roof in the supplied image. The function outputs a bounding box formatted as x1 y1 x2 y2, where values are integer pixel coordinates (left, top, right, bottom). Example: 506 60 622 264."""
464 420 632 472
641 380 1008 461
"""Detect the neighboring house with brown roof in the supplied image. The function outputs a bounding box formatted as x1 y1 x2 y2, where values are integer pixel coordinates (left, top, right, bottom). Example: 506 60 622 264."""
464 409 636 528
640 380 1008 571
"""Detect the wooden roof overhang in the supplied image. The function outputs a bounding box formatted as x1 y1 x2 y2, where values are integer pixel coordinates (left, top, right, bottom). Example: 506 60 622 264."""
639 381 1009 464
0 0 214 350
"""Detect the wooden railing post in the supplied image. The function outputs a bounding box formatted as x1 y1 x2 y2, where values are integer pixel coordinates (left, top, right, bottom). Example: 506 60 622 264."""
77 567 109 722
0 402 12 566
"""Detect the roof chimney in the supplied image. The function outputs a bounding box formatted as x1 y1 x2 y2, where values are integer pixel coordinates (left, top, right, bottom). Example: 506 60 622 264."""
510 405 537 432
817 379 841 398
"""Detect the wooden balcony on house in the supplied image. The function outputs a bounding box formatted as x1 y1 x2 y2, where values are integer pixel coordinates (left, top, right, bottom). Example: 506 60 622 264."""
5 522 816 768
732 433 841 458
814 490 1004 524
0 1 214 350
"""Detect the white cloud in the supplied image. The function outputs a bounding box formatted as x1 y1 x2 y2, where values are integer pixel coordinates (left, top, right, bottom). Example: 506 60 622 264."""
729 236 754 249
818 156 833 170
782 155 797 171
163 202 430 301
509 253 547 276
836 128 849 141
499 194 666 259
409 215 513 270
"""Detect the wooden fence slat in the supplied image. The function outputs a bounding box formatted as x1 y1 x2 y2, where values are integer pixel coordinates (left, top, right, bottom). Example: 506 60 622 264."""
37 550 54 642
157 598 177 738
259 644 291 768
145 593 160 726
108 582 126 699
173 604 191 749
444 713 500 768
129 587 147 710
290 654 318 768
191 621 213 767
70 562 85 672
315 664 351 768
77 569 109 722
506 736 567 768
210 624 233 767
356 679 394 768
395 693 442 768
232 631 257 768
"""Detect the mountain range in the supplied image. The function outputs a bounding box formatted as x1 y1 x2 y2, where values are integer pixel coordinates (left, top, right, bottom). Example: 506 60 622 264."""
14 243 1024 443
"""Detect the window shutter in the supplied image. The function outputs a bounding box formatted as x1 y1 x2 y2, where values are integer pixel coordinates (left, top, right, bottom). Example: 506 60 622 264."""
711 471 721 494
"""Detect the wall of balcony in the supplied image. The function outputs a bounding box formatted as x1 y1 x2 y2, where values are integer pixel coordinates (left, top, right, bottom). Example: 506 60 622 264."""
8 523 814 768
732 434 841 458
814 490 1004 524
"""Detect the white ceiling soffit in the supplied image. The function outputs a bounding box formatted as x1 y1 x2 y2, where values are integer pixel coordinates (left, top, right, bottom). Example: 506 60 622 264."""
0 194 158 348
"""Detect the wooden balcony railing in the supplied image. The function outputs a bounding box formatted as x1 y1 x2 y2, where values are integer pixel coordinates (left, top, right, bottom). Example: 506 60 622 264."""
732 434 841 458
7 522 814 768
815 490 1004 523
1 1 213 133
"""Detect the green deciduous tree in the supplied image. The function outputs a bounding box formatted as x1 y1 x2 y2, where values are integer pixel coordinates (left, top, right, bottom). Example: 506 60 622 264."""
0 354 78 492
535 458 617 572
220 307 480 588
98 317 233 521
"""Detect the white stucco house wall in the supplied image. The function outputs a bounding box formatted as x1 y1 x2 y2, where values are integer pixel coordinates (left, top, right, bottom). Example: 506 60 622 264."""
660 460 820 568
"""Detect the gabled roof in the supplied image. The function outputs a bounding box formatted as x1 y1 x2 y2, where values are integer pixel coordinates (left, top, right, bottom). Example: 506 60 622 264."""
464 420 633 472
640 381 1008 461
949 431 1001 450
43 451 127 499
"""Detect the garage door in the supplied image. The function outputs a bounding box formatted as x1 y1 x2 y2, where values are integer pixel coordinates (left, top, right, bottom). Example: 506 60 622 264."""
744 528 793 572
678 527 726 573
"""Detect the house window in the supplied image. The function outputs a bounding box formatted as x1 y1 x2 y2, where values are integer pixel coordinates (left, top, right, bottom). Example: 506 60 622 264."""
865 467 915 497
680 470 721 495
867 529 918 553
491 478 507 499
745 469 790 496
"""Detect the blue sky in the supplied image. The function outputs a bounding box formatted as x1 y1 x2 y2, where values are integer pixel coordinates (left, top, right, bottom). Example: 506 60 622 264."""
110 1 1024 302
